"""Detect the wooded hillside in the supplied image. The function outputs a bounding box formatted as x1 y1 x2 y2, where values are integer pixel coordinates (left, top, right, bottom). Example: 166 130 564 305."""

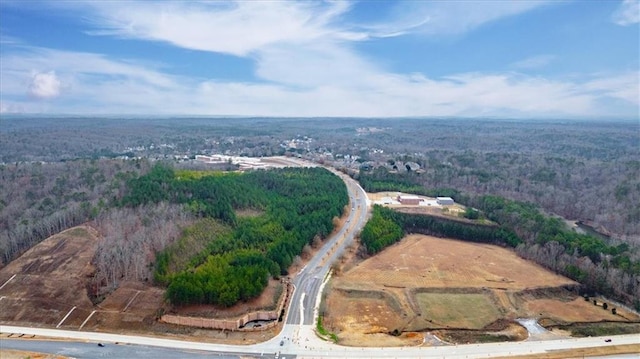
122 165 348 306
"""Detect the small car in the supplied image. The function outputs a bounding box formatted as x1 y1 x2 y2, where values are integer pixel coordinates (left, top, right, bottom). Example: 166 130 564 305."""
605 338 612 342
280 340 284 346
97 343 105 347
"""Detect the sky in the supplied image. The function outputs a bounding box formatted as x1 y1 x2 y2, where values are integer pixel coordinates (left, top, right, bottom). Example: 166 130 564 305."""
0 0 638 118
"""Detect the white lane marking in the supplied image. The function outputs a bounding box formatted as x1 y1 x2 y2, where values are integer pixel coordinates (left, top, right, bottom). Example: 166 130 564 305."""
299 292 306 326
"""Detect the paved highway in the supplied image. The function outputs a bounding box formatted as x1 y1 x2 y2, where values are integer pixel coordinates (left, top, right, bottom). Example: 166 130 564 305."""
1 157 637 358
285 168 370 326
0 338 250 359
2 325 638 358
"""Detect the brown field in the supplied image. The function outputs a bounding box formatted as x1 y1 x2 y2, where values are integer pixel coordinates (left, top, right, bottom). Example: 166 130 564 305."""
0 225 288 344
0 226 98 326
415 292 502 329
337 234 576 290
324 234 640 346
0 220 346 345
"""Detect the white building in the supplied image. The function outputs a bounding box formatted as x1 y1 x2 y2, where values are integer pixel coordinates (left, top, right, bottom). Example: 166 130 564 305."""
436 197 454 205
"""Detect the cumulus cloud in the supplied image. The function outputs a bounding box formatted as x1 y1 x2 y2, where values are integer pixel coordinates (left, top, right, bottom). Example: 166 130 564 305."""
612 0 640 26
28 71 62 99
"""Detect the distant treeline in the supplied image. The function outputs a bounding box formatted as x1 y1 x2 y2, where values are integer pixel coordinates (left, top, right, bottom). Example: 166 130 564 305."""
358 175 640 310
123 165 348 307
0 159 148 268
361 205 520 255
358 168 460 199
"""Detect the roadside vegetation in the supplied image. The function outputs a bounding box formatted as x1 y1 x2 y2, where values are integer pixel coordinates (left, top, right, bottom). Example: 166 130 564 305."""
553 322 640 337
317 315 339 343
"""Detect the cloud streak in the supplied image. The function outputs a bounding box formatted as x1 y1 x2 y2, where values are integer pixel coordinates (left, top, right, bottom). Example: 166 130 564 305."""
2 43 636 117
510 55 556 70
0 0 637 118
82 1 355 56
365 1 550 37
612 0 640 26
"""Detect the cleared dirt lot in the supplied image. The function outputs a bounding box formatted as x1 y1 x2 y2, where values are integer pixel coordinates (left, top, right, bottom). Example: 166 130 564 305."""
0 226 98 326
324 234 639 346
337 234 576 290
0 222 339 345
0 225 285 344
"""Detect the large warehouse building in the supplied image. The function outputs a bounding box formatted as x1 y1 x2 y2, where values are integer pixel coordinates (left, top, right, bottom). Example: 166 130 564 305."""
397 195 423 205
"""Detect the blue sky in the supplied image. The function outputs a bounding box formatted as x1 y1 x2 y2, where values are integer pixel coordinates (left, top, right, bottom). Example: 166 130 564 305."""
0 0 638 118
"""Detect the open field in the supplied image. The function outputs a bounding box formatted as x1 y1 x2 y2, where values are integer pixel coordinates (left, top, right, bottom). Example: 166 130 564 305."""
415 292 502 329
324 234 640 346
337 234 576 290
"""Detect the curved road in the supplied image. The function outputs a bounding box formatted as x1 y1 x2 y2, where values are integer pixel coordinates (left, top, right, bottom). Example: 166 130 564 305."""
1 157 637 358
285 167 370 327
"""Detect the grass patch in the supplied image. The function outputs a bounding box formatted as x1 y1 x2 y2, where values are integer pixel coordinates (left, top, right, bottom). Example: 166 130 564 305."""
438 330 515 344
317 315 339 343
65 227 89 237
416 293 502 329
175 170 233 180
154 218 232 284
555 322 640 337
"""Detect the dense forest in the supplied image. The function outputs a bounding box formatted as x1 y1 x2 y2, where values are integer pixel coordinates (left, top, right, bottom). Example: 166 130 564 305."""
1 117 637 306
122 165 348 306
0 159 150 267
0 158 348 307
3 117 636 238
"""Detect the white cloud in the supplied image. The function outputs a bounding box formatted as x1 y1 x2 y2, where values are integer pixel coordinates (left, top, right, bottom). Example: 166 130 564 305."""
2 44 634 117
582 72 640 104
510 55 556 70
80 0 354 56
364 1 550 37
0 101 25 114
1 1 637 118
28 71 61 99
3 46 176 91
612 0 640 26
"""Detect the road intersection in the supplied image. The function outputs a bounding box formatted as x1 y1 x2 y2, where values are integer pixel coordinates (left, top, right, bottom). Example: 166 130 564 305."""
2 158 637 358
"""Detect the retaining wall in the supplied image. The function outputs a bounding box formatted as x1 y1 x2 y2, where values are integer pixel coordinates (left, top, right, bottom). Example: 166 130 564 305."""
160 281 291 331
